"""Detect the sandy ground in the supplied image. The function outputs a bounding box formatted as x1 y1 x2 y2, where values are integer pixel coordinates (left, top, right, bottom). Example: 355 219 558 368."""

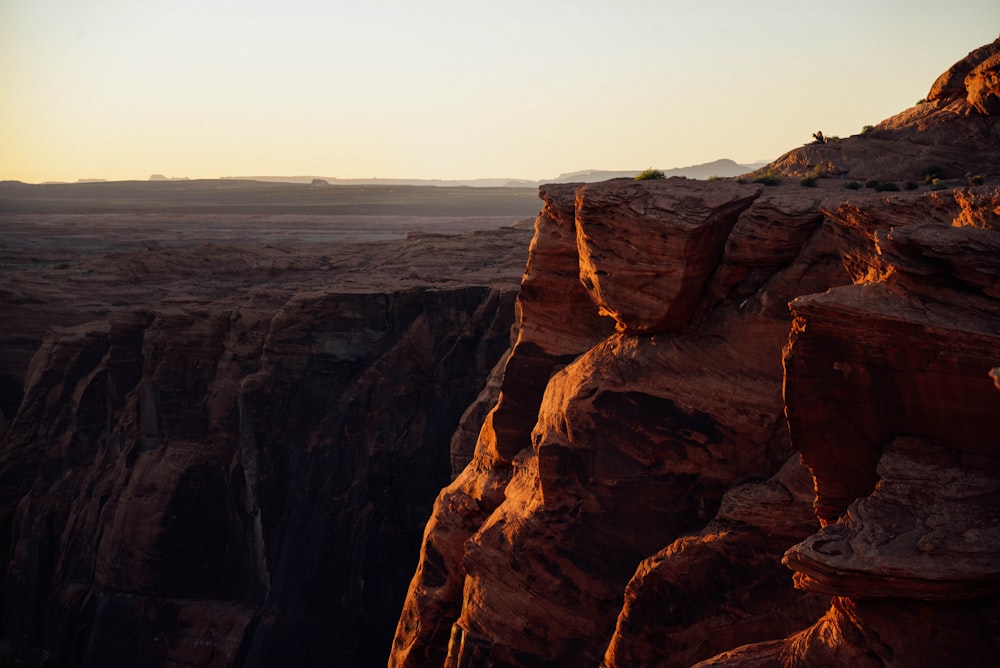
0 212 534 254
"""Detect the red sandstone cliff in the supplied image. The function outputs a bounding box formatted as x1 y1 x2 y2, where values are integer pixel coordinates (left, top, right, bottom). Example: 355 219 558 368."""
391 38 1000 667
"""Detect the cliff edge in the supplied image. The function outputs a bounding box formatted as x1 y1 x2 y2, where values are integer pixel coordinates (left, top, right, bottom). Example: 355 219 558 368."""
391 38 1000 667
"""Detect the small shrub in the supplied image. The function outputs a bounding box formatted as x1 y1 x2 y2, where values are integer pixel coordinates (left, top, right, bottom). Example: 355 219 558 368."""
874 181 900 192
845 181 862 190
864 179 880 189
903 181 918 190
929 178 948 191
752 168 783 186
809 164 828 178
861 125 874 134
967 173 984 186
923 165 944 183
635 168 665 181
800 175 818 187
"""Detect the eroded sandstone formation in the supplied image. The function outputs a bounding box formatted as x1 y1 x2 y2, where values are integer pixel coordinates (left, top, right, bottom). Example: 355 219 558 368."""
392 38 1000 667
392 177 850 667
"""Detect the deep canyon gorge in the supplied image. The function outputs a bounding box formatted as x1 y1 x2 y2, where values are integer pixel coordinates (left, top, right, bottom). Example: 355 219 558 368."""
2 38 1000 667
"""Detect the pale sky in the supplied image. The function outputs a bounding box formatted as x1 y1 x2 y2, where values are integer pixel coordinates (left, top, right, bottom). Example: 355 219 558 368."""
1 0 998 183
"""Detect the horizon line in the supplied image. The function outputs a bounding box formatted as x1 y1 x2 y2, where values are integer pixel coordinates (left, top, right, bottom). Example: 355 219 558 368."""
3 157 775 187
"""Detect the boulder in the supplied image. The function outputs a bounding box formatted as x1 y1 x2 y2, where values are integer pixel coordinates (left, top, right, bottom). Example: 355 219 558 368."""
575 178 761 332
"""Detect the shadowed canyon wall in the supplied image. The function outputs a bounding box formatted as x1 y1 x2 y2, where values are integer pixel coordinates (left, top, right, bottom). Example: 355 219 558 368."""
0 224 530 667
0 286 516 667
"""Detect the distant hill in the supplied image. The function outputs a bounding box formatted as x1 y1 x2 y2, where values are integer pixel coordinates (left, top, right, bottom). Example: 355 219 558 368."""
218 159 767 188
550 159 766 183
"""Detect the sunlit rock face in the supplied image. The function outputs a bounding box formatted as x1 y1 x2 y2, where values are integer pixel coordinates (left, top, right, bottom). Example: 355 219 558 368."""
689 192 1000 668
393 38 1000 668
389 184 616 667
783 223 1000 524
393 178 852 666
575 178 761 332
928 39 1000 114
696 40 1000 664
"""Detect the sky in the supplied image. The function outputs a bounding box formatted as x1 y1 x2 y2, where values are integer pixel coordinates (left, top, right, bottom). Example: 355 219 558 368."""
1 1 998 183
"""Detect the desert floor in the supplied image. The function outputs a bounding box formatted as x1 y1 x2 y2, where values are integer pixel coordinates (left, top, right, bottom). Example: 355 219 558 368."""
0 181 541 418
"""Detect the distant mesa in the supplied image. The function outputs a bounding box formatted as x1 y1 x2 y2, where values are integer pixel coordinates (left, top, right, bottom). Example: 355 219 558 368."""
551 159 767 183
310 178 330 187
148 174 190 181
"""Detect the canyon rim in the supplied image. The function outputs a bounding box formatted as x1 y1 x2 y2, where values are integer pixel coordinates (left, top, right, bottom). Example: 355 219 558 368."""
1 38 999 668
390 38 1000 667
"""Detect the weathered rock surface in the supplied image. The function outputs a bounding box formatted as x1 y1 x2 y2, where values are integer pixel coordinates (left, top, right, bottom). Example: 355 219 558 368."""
393 176 852 666
603 456 829 667
785 437 1000 600
783 233 1000 523
575 178 761 332
726 217 1000 667
0 213 532 667
695 596 1000 668
698 196 1000 668
393 38 1000 668
389 183 617 667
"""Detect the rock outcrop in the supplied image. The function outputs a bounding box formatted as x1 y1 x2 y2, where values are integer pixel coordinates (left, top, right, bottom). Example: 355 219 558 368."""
768 37 1000 182
728 217 1000 667
392 177 848 667
390 184 617 666
392 38 1000 667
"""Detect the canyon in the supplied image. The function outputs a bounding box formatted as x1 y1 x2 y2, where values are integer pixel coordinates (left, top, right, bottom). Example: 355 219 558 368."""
0 203 536 666
1 38 999 667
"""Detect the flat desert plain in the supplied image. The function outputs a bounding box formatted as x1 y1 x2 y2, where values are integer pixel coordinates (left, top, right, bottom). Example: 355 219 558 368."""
0 180 541 421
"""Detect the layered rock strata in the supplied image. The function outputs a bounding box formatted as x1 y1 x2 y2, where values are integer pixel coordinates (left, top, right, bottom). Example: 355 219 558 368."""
393 177 853 666
393 37 1000 667
3 37 1000 668
390 184 618 666
698 216 1000 668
